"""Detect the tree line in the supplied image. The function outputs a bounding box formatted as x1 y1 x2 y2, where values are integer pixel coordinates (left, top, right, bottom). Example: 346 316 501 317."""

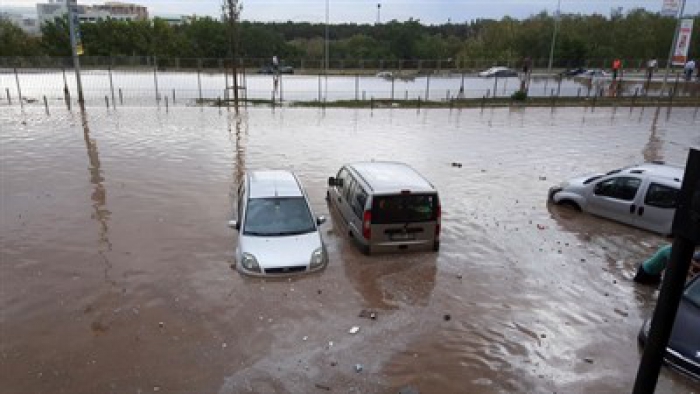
1 9 699 67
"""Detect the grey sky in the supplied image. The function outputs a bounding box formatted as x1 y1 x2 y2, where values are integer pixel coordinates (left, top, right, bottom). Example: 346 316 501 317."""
1 0 699 23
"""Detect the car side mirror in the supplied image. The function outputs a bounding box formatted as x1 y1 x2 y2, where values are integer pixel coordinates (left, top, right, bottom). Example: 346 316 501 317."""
328 177 336 187
228 220 239 230
316 216 327 225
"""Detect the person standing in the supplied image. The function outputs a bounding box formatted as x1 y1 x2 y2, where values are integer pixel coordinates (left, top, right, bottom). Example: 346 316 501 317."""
684 59 696 81
612 58 622 81
272 55 279 73
646 58 657 80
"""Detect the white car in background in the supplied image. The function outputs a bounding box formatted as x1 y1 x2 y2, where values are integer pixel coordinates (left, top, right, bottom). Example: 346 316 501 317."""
229 170 328 276
548 163 683 235
478 66 518 77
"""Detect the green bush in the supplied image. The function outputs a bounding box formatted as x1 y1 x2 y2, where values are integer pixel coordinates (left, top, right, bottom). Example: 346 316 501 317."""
511 90 528 101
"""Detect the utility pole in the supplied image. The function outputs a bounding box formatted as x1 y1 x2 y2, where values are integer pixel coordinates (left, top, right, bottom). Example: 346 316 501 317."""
224 0 242 109
67 0 84 104
324 0 330 100
376 3 381 25
547 0 562 74
661 0 687 92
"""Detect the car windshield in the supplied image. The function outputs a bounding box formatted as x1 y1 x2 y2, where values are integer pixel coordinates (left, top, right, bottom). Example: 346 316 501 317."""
684 278 700 308
244 197 315 236
372 194 437 224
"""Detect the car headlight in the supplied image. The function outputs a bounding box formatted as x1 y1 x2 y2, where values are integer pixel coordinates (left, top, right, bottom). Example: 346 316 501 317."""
310 247 327 268
241 253 261 273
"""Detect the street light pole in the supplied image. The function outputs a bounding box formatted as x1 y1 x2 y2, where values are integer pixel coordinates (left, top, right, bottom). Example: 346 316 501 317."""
377 3 381 25
324 0 329 100
661 0 687 92
547 0 562 74
66 0 84 104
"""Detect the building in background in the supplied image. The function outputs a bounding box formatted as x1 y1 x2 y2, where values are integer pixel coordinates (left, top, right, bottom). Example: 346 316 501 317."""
37 0 148 26
0 11 40 35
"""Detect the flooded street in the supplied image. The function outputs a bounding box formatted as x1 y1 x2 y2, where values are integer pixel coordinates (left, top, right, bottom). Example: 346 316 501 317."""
1 104 699 393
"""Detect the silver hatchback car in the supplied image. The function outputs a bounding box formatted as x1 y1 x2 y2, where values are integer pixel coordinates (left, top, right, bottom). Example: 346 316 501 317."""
229 170 328 276
548 163 683 235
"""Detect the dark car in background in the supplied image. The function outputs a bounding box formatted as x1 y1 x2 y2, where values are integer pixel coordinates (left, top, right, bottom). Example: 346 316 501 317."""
638 275 700 380
561 67 587 77
258 65 295 75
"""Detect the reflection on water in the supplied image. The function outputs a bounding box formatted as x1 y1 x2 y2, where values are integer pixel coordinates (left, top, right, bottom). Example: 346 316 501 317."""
80 106 114 286
0 105 698 393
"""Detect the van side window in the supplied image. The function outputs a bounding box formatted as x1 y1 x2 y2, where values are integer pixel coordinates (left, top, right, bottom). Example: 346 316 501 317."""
644 183 678 209
594 177 641 201
352 186 368 217
344 177 356 202
337 169 348 191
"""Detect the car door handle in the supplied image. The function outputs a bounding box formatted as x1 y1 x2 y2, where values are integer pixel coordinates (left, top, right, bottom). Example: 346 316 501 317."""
638 206 644 216
630 204 636 214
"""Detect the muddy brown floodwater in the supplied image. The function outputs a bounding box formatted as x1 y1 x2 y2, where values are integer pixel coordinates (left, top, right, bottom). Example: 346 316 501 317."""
1 104 699 394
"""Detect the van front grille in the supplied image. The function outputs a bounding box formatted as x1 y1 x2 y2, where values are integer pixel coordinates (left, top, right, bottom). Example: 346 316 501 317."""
264 266 307 274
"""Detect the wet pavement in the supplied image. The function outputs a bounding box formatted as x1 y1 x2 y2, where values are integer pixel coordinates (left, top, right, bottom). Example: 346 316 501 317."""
1 104 699 393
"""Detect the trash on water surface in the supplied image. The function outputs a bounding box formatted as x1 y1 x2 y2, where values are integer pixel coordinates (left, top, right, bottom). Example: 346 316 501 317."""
348 326 360 334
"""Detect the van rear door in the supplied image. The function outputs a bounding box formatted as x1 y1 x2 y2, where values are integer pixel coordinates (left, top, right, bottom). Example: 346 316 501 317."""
370 193 438 247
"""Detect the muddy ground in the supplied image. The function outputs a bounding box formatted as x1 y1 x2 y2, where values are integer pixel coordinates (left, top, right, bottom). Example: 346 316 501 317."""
1 105 699 393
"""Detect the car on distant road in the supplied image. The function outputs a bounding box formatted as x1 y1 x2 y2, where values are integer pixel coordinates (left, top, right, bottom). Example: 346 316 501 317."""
561 67 587 77
638 274 700 380
579 69 608 78
229 170 327 276
376 71 393 79
548 163 683 235
478 66 518 78
258 65 294 75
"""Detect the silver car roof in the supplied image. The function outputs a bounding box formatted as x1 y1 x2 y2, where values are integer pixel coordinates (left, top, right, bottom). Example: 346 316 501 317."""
623 163 684 182
248 170 303 198
348 161 436 194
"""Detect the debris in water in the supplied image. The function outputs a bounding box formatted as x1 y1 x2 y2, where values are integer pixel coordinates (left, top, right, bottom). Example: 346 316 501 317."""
303 336 308 341
359 309 378 320
354 364 363 372
451 162 463 168
539 176 547 181
315 383 331 391
614 308 629 317
443 314 451 321
537 224 546 230
158 322 164 328
584 357 594 364
456 273 463 279
348 326 360 334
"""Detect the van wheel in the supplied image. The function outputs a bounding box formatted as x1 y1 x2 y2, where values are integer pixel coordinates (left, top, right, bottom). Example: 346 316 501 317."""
433 241 440 252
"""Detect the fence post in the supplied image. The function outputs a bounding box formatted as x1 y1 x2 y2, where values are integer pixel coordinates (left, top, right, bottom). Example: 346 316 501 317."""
105 95 109 109
43 96 49 115
108 61 116 109
119 88 123 105
318 73 322 102
172 89 176 104
556 76 562 96
446 89 450 101
6 88 11 105
577 87 581 98
493 75 498 98
425 74 430 101
362 91 366 101
197 59 203 103
14 67 23 109
355 74 359 101
280 74 284 102
417 96 421 112
153 56 160 103
405 90 408 101
633 87 639 107
165 96 169 113
391 76 395 101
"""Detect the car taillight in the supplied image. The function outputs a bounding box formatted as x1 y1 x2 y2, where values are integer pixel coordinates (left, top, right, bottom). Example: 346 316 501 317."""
435 204 441 239
362 210 371 240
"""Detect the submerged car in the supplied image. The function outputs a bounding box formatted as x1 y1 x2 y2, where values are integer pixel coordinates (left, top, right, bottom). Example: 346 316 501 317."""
638 275 700 380
478 66 518 78
548 163 683 235
229 170 327 276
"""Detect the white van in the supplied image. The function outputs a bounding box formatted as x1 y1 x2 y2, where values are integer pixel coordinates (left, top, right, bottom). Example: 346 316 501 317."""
327 162 441 254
